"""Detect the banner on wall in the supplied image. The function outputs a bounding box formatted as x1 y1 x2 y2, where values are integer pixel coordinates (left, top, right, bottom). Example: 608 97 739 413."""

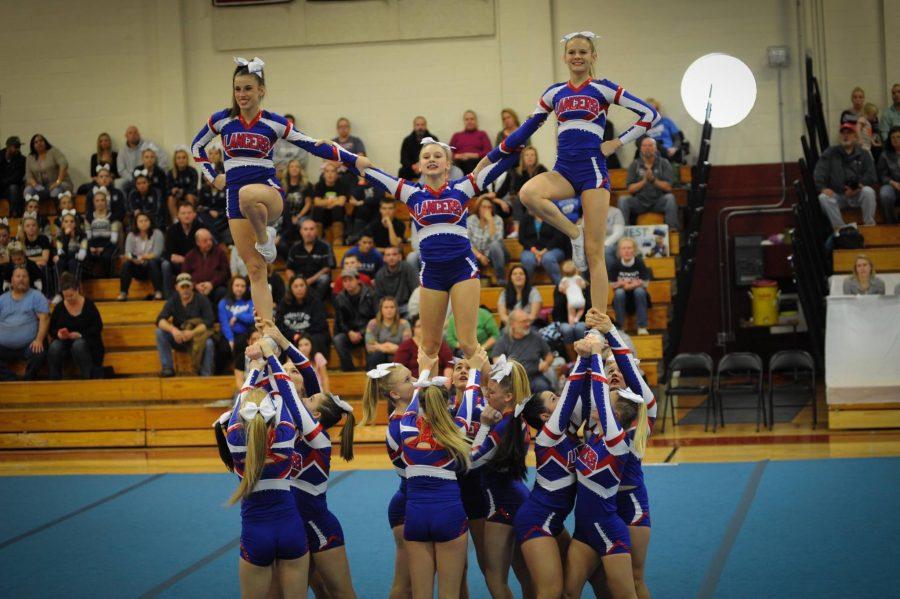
624 225 670 258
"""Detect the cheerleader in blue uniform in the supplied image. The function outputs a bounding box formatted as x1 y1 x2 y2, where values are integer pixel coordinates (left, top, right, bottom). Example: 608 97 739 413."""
565 333 649 599
475 31 658 316
191 56 361 325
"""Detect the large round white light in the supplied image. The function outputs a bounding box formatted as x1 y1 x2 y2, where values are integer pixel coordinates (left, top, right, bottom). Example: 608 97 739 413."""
680 53 756 128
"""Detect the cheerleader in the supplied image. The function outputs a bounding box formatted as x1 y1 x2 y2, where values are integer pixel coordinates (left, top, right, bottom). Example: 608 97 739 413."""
475 31 659 313
565 333 649 599
53 211 87 288
127 172 164 228
360 361 417 599
191 56 360 324
587 309 656 599
334 138 520 376
222 357 308 599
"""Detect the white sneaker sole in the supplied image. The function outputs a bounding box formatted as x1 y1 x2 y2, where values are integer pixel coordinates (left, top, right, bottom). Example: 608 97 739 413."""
571 225 587 272
255 226 278 263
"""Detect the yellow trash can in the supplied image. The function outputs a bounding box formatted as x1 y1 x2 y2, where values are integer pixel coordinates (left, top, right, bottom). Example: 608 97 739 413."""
750 279 779 326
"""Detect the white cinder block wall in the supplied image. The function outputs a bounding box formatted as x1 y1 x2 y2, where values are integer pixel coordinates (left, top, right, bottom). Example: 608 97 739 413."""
0 0 893 186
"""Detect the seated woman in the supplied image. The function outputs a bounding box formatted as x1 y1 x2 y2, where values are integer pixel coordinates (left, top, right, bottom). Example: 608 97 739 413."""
47 272 104 379
119 212 164 300
278 159 314 256
137 148 168 200
497 264 542 328
85 190 122 278
90 132 119 180
298 333 330 393
24 133 73 204
842 254 885 295
364 296 412 369
467 195 508 286
517 211 570 285
219 275 255 382
166 146 199 220
393 315 453 378
196 146 230 243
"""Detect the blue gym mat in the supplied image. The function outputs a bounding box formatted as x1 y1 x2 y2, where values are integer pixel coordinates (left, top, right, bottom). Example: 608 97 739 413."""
0 458 896 598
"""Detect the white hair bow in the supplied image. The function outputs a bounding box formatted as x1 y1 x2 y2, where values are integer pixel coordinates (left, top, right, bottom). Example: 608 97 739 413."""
560 31 599 43
60 209 77 217
93 185 109 196
234 56 266 75
330 394 354 413
58 190 72 199
513 393 534 418
22 211 38 221
133 168 149 178
95 163 110 173
616 388 644 404
239 396 278 422
0 217 7 225
25 193 40 203
173 144 190 154
367 362 399 380
491 354 513 382
420 137 455 152
414 373 449 389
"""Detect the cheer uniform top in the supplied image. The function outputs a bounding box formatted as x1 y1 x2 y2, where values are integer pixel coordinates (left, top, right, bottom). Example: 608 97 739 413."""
573 354 632 556
191 109 358 219
513 358 589 543
226 367 304 566
488 78 658 194
470 408 531 526
347 152 519 291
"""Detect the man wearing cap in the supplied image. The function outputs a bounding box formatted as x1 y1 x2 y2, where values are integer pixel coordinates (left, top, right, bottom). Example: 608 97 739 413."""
0 136 26 217
332 266 377 371
617 136 679 230
814 123 878 228
155 272 215 377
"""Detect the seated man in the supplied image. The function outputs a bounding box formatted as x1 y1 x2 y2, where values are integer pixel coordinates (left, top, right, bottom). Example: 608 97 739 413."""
617 136 679 230
449 110 492 173
1 243 43 293
183 228 230 306
332 267 378 371
332 254 373 295
374 245 419 316
645 98 685 162
815 123 877 228
311 162 350 245
285 218 335 302
162 202 208 298
155 273 215 377
491 309 555 393
398 116 436 180
346 169 385 244
608 237 652 336
0 266 49 380
343 232 383 278
363 199 405 249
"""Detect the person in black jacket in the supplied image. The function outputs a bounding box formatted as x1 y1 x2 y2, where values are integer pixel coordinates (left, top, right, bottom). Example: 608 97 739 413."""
517 211 571 285
608 237 652 336
814 123 878 228
161 202 208 298
398 116 437 180
166 147 199 221
47 272 104 379
1 136 26 217
275 274 330 358
332 267 377 371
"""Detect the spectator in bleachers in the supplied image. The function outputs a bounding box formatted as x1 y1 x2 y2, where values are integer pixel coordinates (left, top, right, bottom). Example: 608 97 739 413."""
273 113 309 178
495 108 528 148
333 254 373 295
497 264 542 328
165 147 198 221
605 205 626 264
119 212 164 301
276 274 330 358
196 146 229 243
183 228 229 305
550 282 589 352
446 305 499 355
450 110 493 173
394 314 453 378
492 308 554 393
47 272 103 380
25 133 72 204
880 84 900 141
78 167 126 222
1 136 26 217
19 216 51 298
162 202 206 297
842 254 885 295
609 237 651 336
20 196 51 240
278 159 313 255
365 296 411 369
507 147 548 239
374 245 418 317
343 232 383 278
840 87 866 127
90 132 119 180
312 162 349 245
518 212 569 285
878 126 900 224
645 98 684 161
155 272 214 378
136 148 167 201
0 223 11 265
859 103 882 160
2 244 42 292
128 172 164 229
399 116 435 180
468 196 508 286
297 333 330 393
0 265 49 380
115 126 167 193
618 136 679 230
332 117 367 156
332 267 377 371
53 212 87 291
363 199 405 249
815 122 878 228
218 275 255 377
347 171 386 244
85 191 121 279
558 259 587 325
285 218 334 302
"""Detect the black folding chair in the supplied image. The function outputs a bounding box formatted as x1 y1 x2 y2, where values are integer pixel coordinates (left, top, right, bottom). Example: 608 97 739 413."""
715 353 765 432
662 353 713 432
768 350 817 430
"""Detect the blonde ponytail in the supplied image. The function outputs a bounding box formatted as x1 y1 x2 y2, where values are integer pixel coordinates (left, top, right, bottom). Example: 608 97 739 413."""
361 376 381 426
509 361 531 404
631 401 650 459
421 386 470 469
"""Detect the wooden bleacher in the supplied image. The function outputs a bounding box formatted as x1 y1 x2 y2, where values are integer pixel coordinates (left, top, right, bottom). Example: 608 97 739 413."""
2 166 687 449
